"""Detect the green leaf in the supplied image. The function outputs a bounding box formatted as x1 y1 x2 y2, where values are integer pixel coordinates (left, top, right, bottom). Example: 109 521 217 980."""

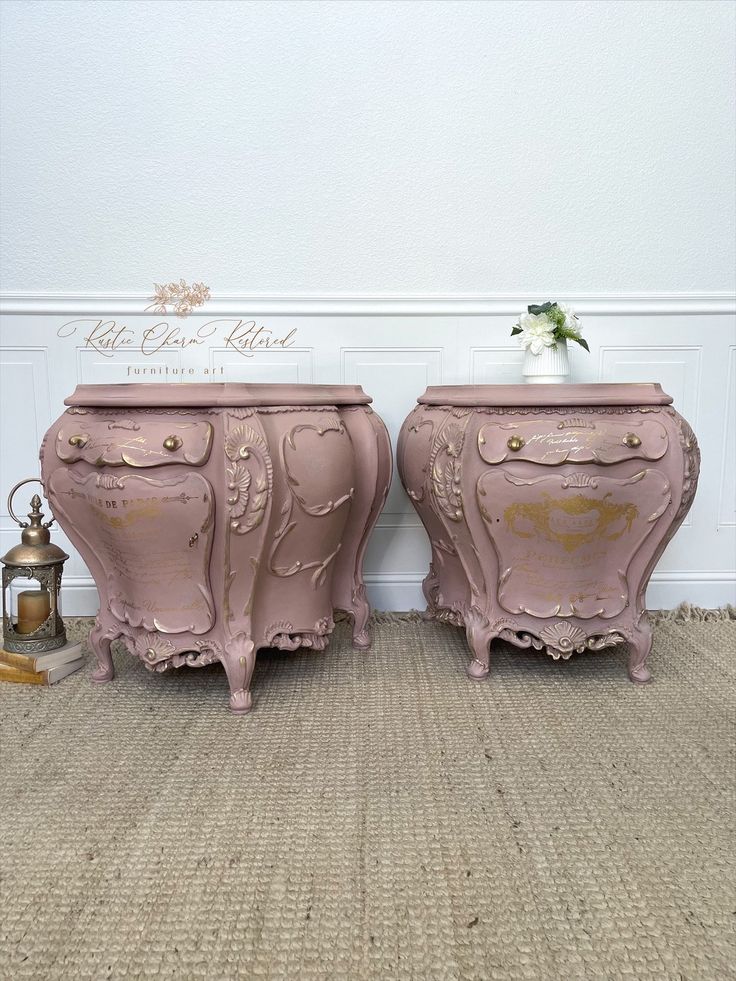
510 325 522 335
573 337 590 353
528 301 554 316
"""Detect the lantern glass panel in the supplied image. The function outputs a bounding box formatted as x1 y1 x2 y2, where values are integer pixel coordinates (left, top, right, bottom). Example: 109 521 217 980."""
6 573 53 637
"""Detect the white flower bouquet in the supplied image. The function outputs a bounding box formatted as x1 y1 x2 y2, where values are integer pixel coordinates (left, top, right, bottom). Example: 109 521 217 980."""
511 301 589 354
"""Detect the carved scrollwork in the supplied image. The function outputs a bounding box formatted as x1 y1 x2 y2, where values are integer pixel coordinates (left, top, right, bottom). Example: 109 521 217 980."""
268 421 353 587
429 414 470 522
557 417 596 429
422 560 441 613
128 631 223 672
264 616 335 651
96 473 126 490
169 640 223 669
499 621 626 660
560 472 599 489
225 424 272 534
668 409 701 522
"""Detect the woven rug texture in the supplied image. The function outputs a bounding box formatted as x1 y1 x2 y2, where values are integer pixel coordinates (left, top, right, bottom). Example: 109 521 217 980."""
0 612 734 980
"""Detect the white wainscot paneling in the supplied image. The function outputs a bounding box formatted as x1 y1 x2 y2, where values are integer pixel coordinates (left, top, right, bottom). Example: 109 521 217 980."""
341 347 443 518
1 298 734 613
599 345 702 530
78 346 182 383
471 345 523 383
718 346 736 527
470 343 582 382
0 347 50 528
209 346 314 383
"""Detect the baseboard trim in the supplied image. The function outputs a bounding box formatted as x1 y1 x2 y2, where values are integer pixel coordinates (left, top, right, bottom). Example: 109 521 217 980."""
57 573 736 617
1 292 734 317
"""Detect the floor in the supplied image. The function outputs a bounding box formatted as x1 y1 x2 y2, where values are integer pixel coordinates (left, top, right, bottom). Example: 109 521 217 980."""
1 609 734 980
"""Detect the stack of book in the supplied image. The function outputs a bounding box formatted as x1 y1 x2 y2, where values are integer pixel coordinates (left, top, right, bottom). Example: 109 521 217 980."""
0 641 85 685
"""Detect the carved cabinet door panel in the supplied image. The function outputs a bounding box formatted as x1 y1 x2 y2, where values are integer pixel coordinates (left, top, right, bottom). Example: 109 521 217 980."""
47 469 215 634
477 468 672 619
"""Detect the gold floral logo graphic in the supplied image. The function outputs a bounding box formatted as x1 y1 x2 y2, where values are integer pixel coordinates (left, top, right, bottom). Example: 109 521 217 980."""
145 280 211 318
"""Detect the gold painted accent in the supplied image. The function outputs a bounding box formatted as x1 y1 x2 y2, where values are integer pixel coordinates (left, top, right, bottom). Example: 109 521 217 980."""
188 533 198 547
504 494 638 552
507 435 525 452
163 435 183 452
239 655 246 666
623 432 642 448
68 434 88 448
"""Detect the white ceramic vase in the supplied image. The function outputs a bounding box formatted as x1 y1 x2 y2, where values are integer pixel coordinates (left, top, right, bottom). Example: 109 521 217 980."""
522 339 570 383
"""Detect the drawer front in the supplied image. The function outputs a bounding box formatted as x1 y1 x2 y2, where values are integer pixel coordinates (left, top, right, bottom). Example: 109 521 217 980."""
478 416 668 466
55 414 213 468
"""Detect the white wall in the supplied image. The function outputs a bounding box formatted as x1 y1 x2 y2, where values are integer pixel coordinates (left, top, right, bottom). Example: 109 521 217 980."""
1 0 734 294
1 1 735 611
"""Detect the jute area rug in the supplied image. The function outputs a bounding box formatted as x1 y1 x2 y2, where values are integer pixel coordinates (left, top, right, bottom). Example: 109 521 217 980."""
1 609 734 981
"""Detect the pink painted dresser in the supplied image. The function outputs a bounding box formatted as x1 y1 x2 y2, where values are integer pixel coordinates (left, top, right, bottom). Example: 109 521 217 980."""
398 384 699 683
40 384 391 714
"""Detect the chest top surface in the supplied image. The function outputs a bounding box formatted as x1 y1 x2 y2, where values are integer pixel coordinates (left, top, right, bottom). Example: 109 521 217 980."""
417 383 672 407
65 383 372 408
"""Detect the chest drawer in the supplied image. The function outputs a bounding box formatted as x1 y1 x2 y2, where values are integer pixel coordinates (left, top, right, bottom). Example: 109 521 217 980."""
55 413 213 468
477 415 668 466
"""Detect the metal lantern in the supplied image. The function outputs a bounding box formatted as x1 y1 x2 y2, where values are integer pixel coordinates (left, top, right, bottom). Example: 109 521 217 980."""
2 478 68 654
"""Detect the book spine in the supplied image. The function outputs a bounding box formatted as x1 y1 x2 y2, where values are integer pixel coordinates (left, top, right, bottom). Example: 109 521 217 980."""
0 663 47 685
0 649 40 671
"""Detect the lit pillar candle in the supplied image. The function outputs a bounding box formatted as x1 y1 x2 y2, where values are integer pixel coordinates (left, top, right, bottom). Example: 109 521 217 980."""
16 589 51 634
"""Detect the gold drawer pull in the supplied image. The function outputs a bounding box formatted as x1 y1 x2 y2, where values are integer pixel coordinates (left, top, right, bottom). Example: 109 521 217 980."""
623 433 642 449
507 435 525 452
68 434 88 448
163 435 183 452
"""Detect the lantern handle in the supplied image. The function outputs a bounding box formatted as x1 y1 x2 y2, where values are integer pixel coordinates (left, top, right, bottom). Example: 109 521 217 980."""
6 478 55 530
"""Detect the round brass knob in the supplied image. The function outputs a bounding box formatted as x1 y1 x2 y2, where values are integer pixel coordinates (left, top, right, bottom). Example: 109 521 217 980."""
507 435 525 452
623 433 642 449
68 434 88 448
163 435 183 452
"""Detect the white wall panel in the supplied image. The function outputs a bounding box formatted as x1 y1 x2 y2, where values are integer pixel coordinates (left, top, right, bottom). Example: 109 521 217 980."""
210 346 314 384
0 298 734 613
718 346 736 528
0 348 50 523
341 347 443 518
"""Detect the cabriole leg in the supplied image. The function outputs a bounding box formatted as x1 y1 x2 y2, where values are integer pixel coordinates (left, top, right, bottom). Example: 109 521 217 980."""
89 618 117 683
464 610 496 681
349 582 371 650
628 616 654 684
221 632 257 715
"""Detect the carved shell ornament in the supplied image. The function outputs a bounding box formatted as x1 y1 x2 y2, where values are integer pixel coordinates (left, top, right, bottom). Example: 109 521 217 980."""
137 632 176 665
537 622 588 656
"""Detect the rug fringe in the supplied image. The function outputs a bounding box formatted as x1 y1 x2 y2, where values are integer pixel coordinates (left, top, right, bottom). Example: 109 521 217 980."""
337 604 736 626
11 603 733 645
349 603 736 626
647 602 736 624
